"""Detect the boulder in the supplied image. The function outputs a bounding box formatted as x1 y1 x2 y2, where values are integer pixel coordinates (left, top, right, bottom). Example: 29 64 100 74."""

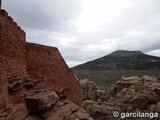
25 89 59 113
56 101 64 107
119 76 142 85
79 79 97 100
142 75 157 82
74 108 90 120
116 76 142 92
42 100 91 120
145 82 160 92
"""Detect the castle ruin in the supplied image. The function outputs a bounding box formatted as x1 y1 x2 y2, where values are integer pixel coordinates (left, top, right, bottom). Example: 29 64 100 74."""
0 0 81 109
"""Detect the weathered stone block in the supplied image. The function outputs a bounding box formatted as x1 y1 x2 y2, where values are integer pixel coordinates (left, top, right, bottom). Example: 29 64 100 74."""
25 90 59 113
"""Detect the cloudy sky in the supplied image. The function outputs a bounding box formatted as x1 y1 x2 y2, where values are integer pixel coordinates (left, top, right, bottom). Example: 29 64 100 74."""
2 0 160 67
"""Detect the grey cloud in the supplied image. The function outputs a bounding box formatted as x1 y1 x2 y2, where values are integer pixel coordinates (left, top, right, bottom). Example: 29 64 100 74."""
2 0 160 67
2 0 82 31
141 40 160 53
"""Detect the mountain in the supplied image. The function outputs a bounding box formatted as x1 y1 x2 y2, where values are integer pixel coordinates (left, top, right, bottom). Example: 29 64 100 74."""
71 50 160 70
71 50 160 86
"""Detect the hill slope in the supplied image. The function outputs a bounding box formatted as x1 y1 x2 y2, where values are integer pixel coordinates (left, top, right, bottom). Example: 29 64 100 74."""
71 50 160 86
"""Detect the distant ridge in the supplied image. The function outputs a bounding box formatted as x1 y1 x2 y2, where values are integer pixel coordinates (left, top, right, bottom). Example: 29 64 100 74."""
71 50 160 70
71 50 160 86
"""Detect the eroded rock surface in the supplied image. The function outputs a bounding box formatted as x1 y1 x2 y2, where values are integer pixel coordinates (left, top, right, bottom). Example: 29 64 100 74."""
0 89 92 120
25 90 59 113
80 75 160 119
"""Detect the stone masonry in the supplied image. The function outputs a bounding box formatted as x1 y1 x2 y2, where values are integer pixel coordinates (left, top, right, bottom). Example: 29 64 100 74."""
26 43 82 105
0 1 81 109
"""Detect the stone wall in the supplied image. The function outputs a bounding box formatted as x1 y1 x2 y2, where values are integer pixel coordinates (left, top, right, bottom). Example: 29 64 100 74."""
0 2 82 109
26 43 82 106
0 7 26 109
0 9 26 77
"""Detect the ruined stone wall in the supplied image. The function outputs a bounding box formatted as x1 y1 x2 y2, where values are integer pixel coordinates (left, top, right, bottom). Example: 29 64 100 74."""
0 58 7 109
0 9 26 77
26 43 82 106
0 8 26 108
0 2 81 109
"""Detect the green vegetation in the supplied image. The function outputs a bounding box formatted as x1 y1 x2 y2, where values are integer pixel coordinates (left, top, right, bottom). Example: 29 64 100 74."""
71 50 160 71
71 50 160 86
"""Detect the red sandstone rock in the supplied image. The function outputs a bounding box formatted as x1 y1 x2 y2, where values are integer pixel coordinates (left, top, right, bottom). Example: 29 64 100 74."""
0 107 12 118
9 103 29 120
0 89 91 120
74 108 90 120
56 101 64 107
41 100 91 120
25 90 59 113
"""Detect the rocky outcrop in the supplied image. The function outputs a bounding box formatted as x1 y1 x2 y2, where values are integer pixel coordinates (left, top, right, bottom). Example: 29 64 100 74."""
79 79 108 100
115 75 160 111
82 99 121 120
79 79 97 100
40 99 93 120
80 75 160 119
115 76 142 92
25 89 59 113
0 89 92 120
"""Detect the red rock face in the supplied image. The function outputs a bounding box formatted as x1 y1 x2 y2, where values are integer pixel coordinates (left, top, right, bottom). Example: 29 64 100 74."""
26 43 82 106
